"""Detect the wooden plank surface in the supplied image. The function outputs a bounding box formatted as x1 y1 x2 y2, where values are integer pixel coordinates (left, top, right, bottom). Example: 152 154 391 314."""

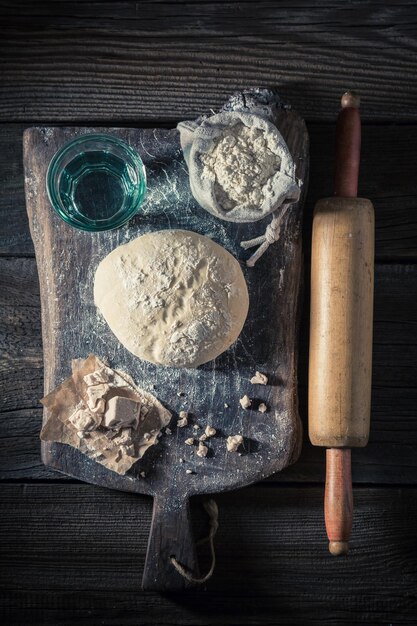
1 483 416 624
1 2 417 123
2 258 416 484
1 0 417 620
2 123 417 260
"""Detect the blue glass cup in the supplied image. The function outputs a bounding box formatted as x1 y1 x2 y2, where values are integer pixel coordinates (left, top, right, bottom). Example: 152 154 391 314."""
46 134 147 231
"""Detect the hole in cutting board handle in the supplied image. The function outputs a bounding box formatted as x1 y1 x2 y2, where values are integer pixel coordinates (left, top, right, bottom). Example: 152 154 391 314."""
142 494 199 591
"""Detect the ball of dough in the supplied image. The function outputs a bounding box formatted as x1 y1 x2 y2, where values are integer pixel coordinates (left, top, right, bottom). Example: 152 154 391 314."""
94 230 249 368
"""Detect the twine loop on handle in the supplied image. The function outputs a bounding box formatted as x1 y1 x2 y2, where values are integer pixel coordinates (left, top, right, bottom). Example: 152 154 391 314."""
170 499 219 585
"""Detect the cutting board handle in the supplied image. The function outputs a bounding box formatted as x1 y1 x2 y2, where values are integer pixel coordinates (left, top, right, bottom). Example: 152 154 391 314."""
142 494 199 591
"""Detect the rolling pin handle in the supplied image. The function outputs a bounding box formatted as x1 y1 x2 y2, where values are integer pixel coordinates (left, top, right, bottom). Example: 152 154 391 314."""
334 90 361 198
324 448 353 556
329 541 349 556
341 90 360 109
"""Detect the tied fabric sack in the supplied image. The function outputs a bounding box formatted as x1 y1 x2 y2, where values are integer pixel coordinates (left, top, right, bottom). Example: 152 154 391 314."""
177 111 301 265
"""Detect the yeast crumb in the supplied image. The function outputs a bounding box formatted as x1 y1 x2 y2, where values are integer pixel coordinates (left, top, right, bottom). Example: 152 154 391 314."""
196 442 208 458
226 434 244 453
250 371 268 385
239 395 252 409
205 425 216 438
177 411 188 428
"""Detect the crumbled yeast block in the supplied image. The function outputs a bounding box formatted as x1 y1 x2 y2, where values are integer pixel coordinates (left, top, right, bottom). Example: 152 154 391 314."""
226 434 244 452
196 442 208 458
177 411 188 428
86 384 110 413
103 396 141 429
185 437 195 446
140 471 146 478
224 403 229 408
69 407 99 432
199 434 208 442
121 443 135 457
113 427 134 447
250 371 268 385
205 425 216 438
165 427 172 435
40 355 172 477
186 469 193 474
83 366 114 387
239 395 252 409
258 402 268 413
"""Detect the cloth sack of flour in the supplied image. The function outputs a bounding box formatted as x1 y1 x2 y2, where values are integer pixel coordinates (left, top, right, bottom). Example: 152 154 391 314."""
177 111 300 222
177 111 300 224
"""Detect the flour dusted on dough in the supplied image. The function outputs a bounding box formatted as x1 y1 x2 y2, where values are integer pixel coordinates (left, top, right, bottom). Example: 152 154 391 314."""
201 122 281 212
94 230 249 368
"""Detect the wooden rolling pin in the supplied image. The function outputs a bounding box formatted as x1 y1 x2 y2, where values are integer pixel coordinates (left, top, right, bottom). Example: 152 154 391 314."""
309 91 374 555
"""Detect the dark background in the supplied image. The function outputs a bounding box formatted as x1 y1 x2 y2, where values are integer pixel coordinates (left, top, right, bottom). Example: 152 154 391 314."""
1 1 417 624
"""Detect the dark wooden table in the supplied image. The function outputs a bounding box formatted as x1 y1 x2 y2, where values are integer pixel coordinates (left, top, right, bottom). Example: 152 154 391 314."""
1 2 417 624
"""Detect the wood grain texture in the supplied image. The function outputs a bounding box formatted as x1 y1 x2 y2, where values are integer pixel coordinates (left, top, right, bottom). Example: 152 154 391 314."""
334 104 361 198
2 123 417 260
143 494 199 590
325 448 353 555
1 1 417 122
1 1 416 618
1 259 417 484
309 197 374 448
1 483 416 624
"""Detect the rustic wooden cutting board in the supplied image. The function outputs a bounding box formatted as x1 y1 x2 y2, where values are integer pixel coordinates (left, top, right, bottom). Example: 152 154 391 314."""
23 90 308 591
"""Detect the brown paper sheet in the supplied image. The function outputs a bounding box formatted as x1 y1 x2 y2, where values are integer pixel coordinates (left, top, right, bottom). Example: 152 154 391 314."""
40 355 171 475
